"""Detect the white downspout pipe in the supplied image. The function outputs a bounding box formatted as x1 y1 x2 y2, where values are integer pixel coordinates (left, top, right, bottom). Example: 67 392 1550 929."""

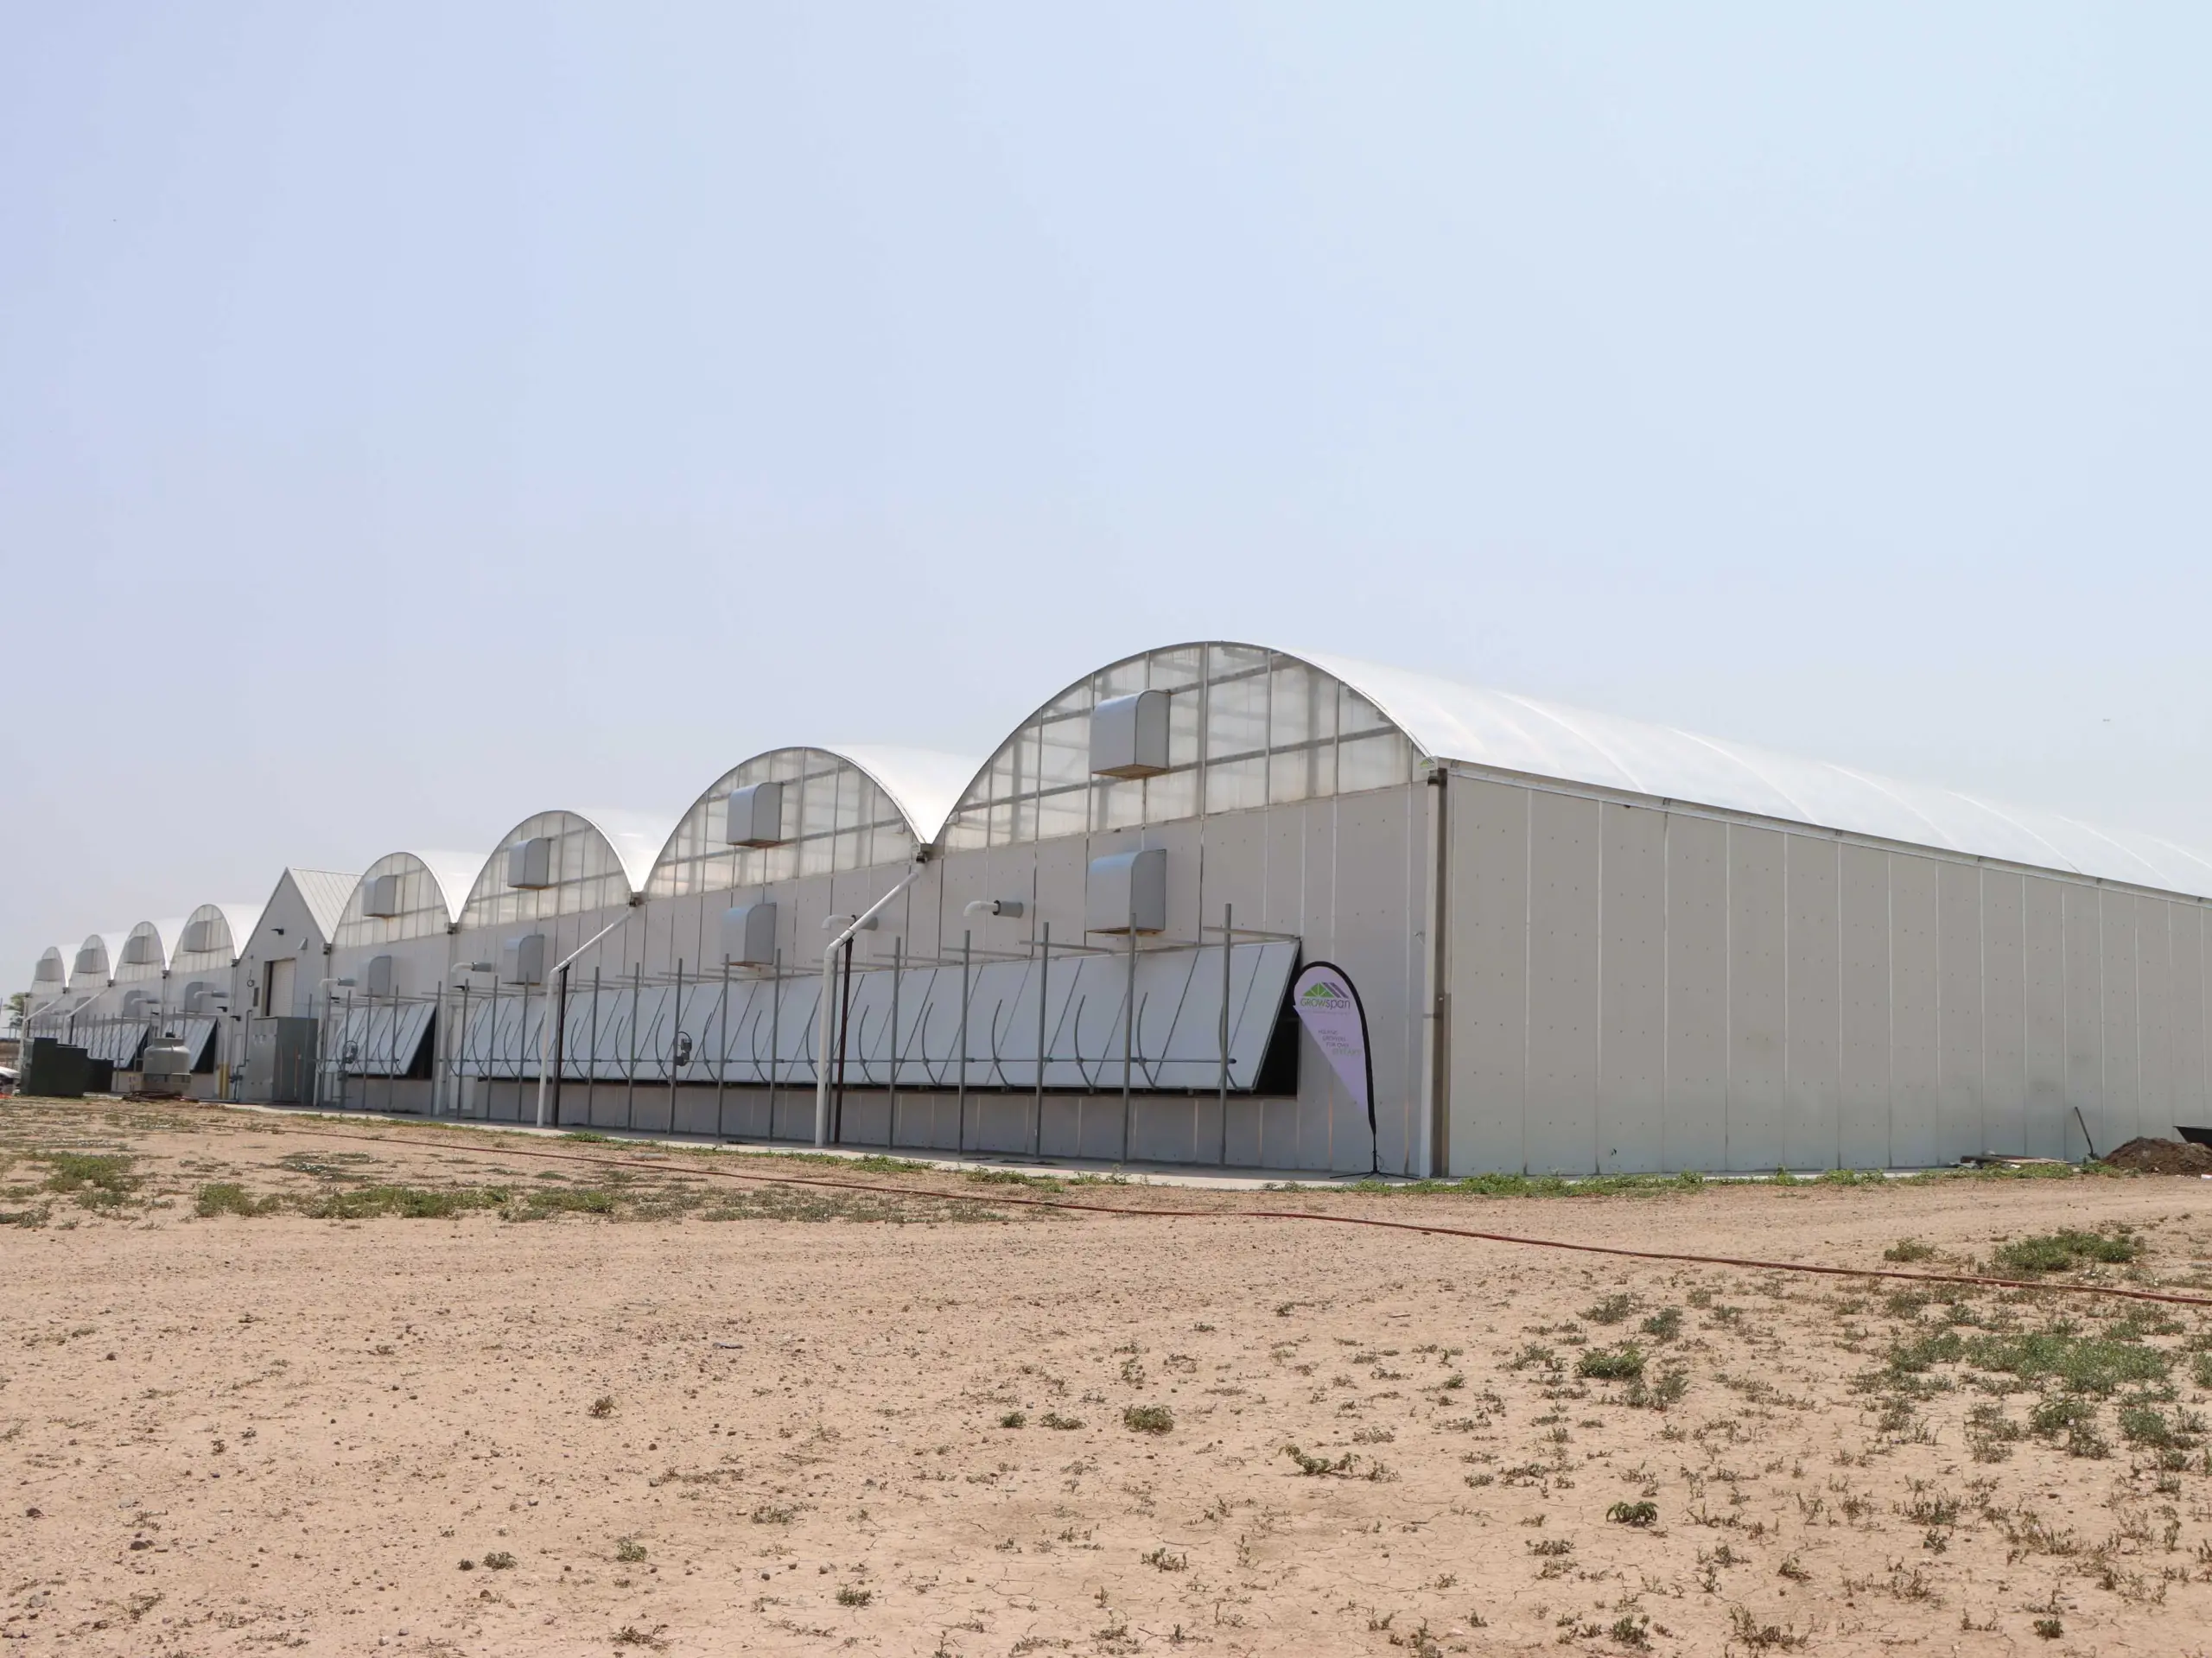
533 912 633 1129
816 862 925 1147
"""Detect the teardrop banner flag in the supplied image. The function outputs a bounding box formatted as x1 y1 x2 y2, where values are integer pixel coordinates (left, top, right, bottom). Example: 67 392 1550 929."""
1290 961 1379 1174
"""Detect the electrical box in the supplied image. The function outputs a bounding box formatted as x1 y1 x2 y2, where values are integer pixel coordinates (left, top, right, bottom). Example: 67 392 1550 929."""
364 873 403 917
508 836 556 890
1090 689 1171 778
721 902 779 967
242 1017 318 1105
365 955 397 997
500 932 548 986
22 1038 91 1099
724 780 786 847
1087 846 1167 934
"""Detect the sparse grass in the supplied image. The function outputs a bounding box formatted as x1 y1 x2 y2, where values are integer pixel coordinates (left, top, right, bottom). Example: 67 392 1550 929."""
836 1585 872 1606
1639 1307 1683 1342
1122 1404 1173 1434
1885 1239 1937 1262
1583 1293 1636 1325
301 1183 510 1219
1964 1326 2171 1395
39 1152 140 1209
194 1182 280 1217
1606 1501 1659 1528
1000 1410 1027 1428
588 1395 616 1418
615 1538 647 1563
1577 1344 1646 1382
1989 1229 2139 1274
1039 1413 1084 1431
513 1187 620 1219
482 1551 516 1570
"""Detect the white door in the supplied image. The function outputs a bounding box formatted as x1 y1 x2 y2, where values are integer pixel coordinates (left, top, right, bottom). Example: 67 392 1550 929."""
267 957 297 1018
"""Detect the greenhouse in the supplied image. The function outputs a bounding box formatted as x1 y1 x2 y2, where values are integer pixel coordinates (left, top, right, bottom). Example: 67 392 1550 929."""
22 639 2212 1173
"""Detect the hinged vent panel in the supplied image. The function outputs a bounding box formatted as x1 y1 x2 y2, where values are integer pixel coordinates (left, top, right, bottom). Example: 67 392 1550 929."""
507 836 555 889
365 955 397 997
1090 689 1171 778
500 932 549 986
721 902 779 967
364 873 403 917
723 780 786 847
1087 846 1168 934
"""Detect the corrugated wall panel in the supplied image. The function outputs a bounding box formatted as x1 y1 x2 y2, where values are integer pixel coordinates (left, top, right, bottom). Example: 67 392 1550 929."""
1333 790 1420 1172
2136 898 2172 1144
1889 856 1942 1167
1936 861 1986 1163
2021 877 2069 1159
2062 883 2104 1159
1727 825 1787 1171
2172 906 2208 1131
1447 779 1528 1172
1524 791 1601 1173
1599 804 1666 1172
1784 836 1840 1170
1837 844 1891 1168
1663 814 1728 1172
1981 873 2027 1156
2099 893 2139 1153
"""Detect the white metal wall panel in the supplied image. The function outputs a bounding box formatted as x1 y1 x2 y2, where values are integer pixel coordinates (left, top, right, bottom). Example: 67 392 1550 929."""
1447 779 1529 1172
1726 825 1787 1171
2099 894 2139 1152
2061 883 2104 1158
1888 855 1941 1167
1267 806 1317 952
1329 791 1418 1172
2171 906 2209 1131
1523 791 1600 1173
2136 898 2172 1141
1980 873 2027 1156
1598 804 1666 1172
1836 844 1891 1168
2021 877 2069 1159
1662 814 1728 1172
1936 861 1986 1164
1783 836 1840 1171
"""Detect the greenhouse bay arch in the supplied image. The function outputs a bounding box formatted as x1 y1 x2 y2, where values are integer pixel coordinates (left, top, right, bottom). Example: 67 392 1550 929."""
518 746 981 1140
323 851 483 1115
444 810 668 1123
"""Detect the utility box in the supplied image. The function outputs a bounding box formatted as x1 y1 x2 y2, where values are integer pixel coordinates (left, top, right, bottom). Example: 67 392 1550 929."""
508 835 556 889
724 780 786 847
22 1038 91 1099
721 902 779 967
1090 689 1171 778
364 873 403 917
365 955 397 997
500 932 548 986
139 1038 193 1098
242 1017 318 1105
1087 846 1168 934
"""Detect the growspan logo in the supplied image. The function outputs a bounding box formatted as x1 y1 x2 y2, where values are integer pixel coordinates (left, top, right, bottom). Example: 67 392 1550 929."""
1299 981 1351 1006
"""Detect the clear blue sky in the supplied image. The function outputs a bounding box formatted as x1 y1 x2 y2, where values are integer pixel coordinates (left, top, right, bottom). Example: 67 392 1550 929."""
4 3 2208 980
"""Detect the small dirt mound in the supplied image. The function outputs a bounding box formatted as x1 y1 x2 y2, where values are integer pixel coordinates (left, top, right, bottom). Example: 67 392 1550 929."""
2102 1136 2212 1175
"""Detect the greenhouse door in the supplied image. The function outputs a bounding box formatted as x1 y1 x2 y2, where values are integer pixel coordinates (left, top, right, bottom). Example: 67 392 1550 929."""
267 958 296 1018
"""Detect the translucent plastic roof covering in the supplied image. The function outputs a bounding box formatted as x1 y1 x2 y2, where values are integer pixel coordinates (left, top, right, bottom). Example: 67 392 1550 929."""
648 746 982 898
334 850 486 947
941 643 1414 852
30 946 66 990
173 903 264 969
70 932 128 992
458 809 674 931
1298 649 2212 900
113 918 188 982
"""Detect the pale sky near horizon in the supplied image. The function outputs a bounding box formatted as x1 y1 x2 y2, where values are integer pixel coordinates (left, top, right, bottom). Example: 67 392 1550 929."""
3 3 2209 985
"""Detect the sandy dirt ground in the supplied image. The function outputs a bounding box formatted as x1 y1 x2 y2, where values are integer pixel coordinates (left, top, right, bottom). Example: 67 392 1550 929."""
3 1099 2212 1657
